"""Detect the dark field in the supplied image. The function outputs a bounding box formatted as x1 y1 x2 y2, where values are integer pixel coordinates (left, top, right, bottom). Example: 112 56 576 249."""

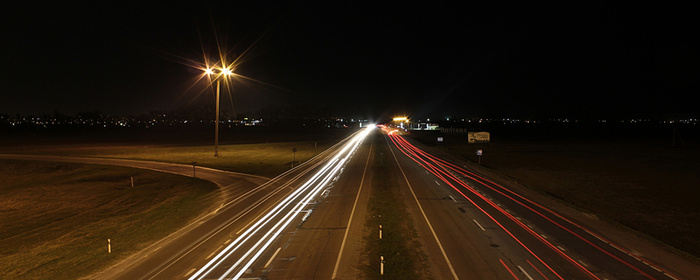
0 160 218 280
410 123 700 258
0 126 357 178
0 125 355 150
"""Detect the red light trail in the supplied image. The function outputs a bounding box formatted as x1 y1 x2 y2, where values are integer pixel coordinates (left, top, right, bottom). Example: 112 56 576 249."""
382 126 679 280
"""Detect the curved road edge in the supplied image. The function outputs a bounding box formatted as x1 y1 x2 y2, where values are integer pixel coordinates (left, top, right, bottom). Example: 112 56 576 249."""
0 153 271 280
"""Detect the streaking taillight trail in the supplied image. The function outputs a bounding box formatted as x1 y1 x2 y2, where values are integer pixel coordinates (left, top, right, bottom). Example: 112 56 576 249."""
189 127 373 280
383 127 678 280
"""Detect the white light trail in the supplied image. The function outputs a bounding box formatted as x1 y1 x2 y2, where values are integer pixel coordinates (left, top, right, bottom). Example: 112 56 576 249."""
189 127 372 280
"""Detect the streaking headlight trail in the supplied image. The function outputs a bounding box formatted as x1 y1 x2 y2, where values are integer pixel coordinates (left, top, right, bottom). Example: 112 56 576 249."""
189 126 373 280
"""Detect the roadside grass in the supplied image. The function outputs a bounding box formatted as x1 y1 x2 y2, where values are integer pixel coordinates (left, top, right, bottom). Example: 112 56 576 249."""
361 138 425 280
413 132 700 258
0 159 219 280
16 141 330 178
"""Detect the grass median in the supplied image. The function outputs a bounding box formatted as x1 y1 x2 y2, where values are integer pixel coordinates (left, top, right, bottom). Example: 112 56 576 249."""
360 139 426 280
0 159 219 280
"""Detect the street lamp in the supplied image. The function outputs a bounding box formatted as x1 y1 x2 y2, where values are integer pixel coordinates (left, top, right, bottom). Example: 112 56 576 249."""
205 65 233 157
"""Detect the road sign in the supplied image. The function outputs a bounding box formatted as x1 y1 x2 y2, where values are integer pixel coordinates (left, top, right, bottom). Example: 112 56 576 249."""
437 137 443 142
476 149 483 155
468 132 491 143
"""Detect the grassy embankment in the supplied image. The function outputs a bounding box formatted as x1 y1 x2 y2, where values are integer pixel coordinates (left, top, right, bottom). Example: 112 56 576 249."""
1 126 358 178
1 130 357 279
0 160 219 280
361 138 426 280
15 141 331 178
412 128 700 258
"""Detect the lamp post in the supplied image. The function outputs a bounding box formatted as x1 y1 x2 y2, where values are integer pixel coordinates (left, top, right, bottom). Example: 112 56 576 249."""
206 66 232 157
214 78 221 157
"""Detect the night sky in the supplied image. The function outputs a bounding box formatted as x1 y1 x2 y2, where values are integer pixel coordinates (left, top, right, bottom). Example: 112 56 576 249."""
1 1 698 120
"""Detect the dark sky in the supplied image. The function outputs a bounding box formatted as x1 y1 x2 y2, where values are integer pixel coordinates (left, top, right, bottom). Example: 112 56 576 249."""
1 1 698 120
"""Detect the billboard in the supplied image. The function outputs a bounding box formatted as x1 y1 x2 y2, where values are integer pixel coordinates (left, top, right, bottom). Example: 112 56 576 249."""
468 132 490 143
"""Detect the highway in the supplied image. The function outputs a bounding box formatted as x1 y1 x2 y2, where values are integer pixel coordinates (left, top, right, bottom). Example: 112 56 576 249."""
0 127 374 280
4 125 700 279
380 126 700 279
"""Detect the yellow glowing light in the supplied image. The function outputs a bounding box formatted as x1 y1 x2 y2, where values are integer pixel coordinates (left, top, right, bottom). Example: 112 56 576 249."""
205 68 214 75
221 67 233 76
392 117 408 122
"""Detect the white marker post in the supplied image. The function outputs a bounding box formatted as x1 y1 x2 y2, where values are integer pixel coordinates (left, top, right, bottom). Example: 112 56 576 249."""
379 225 383 239
130 176 134 187
380 256 384 275
108 239 111 253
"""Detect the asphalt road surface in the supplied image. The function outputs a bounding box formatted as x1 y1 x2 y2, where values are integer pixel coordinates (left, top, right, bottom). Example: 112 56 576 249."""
379 126 700 280
2 127 375 280
3 126 700 279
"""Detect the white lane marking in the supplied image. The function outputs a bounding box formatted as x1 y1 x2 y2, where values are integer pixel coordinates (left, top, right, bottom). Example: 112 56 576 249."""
332 143 373 279
517 265 535 280
388 137 460 280
264 247 282 268
184 268 196 278
557 245 566 251
449 195 456 202
473 219 486 231
205 245 223 260
224 239 231 244
195 128 373 280
435 180 440 186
